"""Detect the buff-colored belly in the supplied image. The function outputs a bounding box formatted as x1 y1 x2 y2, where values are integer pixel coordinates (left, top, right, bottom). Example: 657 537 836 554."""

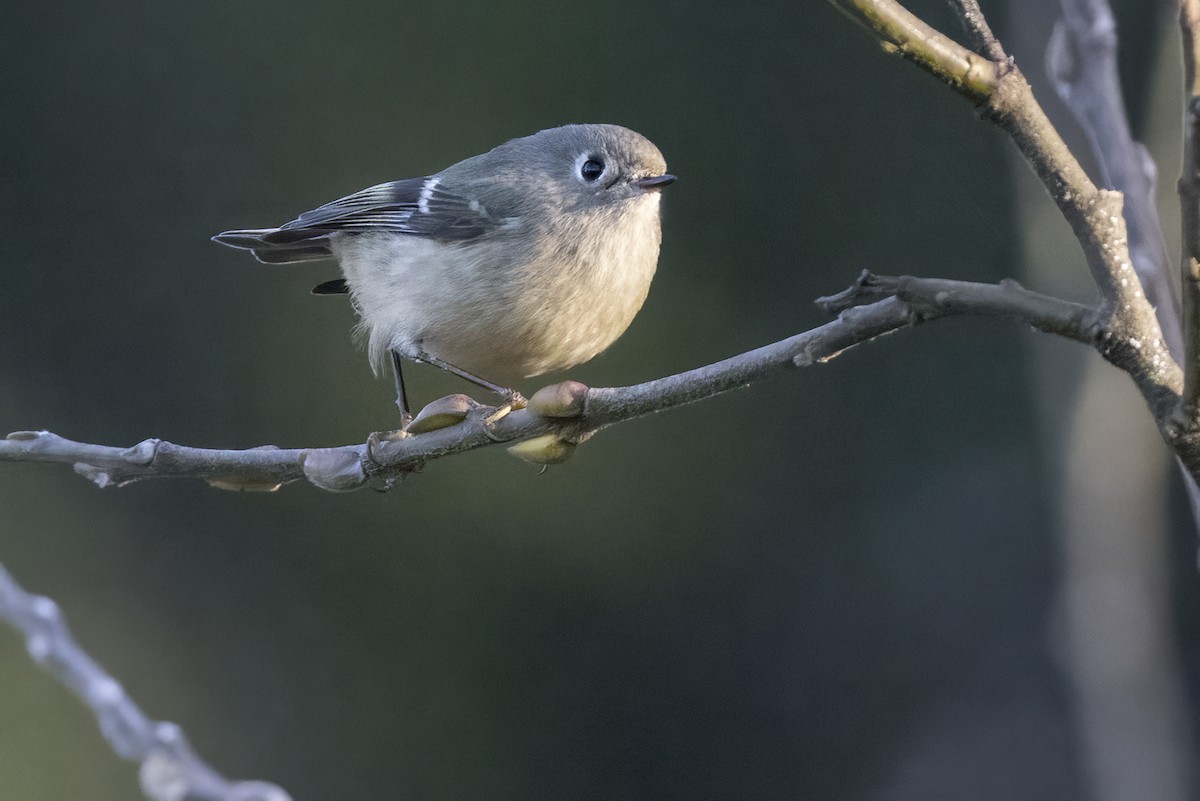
333 195 662 385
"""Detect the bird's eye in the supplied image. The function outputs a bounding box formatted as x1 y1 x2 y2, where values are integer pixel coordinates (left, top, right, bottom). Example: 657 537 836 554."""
579 157 605 182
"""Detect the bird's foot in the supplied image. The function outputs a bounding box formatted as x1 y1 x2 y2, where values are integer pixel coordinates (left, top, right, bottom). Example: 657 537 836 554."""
500 388 527 410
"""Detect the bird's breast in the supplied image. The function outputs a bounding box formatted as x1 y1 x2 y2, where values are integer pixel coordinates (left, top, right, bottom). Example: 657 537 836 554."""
333 193 663 383
506 192 663 376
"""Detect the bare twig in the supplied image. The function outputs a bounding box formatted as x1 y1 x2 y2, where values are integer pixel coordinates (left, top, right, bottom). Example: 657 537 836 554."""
1 274 1108 492
946 0 1007 61
828 0 1000 100
1047 0 1181 358
818 271 1095 333
0 563 290 801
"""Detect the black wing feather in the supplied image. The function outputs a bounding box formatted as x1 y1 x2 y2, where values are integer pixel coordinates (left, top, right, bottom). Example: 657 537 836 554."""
271 176 497 242
281 178 425 230
213 175 501 264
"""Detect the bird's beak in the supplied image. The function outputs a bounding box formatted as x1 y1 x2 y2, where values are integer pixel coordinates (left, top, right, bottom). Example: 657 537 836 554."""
636 174 678 191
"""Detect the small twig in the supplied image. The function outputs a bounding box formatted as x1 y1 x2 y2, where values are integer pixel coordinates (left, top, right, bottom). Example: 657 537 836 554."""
0 274 1113 492
820 272 1097 342
946 0 1007 61
0 562 290 801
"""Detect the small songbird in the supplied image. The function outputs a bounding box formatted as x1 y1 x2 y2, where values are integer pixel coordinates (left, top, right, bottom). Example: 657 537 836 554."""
213 123 676 422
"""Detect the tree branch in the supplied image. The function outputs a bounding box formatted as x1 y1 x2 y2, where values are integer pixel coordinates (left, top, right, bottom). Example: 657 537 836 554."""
1 274 1109 492
827 0 1000 100
1047 0 1181 358
0 562 290 801
1043 0 1200 544
832 2 1160 331
10 2 1192 484
946 0 1007 62
828 0 1194 458
1 5 1191 486
818 272 1096 341
1180 0 1200 423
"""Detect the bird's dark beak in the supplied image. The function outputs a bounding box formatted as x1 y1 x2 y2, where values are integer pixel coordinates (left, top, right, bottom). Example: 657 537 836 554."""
636 174 678 191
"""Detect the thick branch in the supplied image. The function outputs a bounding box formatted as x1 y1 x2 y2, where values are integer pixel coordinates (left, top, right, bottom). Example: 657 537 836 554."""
1 274 1112 492
829 1 1187 455
1047 0 1181 358
1045 0 1200 537
984 74 1149 335
0 563 290 801
1181 1 1200 422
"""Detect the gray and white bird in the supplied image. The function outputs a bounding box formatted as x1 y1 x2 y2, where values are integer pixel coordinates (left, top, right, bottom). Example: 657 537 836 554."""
213 123 676 421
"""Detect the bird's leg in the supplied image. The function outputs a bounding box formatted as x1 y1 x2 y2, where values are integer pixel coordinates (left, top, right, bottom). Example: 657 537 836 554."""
390 349 413 426
413 348 527 409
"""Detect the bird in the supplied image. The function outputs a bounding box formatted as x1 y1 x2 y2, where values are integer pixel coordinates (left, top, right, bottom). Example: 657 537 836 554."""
212 123 676 423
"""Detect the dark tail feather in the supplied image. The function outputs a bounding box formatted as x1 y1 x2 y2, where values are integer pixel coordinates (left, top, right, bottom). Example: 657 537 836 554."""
211 229 275 248
212 228 333 264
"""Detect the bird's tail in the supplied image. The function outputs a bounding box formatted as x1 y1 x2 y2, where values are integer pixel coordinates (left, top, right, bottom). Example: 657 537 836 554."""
211 228 333 264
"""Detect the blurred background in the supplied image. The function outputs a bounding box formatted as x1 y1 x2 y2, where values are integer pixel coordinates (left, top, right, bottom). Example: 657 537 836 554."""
1 0 1197 798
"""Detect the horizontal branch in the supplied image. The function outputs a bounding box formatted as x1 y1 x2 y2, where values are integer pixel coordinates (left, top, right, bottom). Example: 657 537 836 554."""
1 273 1110 493
817 271 1096 339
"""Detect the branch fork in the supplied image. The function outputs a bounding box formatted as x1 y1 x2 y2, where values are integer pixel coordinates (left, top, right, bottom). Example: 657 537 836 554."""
828 0 1200 470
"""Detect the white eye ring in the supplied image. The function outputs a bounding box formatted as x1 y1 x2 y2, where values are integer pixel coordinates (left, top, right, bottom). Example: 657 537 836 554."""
575 153 608 184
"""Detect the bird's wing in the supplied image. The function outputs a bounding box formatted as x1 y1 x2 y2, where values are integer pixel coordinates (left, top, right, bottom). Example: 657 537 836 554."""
271 176 501 243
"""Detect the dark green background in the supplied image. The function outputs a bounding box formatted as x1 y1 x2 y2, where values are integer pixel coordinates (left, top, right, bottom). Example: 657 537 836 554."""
1 1 1195 799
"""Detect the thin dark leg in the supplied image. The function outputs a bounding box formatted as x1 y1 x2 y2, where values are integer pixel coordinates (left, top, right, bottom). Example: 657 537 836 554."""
391 349 412 423
414 348 526 406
